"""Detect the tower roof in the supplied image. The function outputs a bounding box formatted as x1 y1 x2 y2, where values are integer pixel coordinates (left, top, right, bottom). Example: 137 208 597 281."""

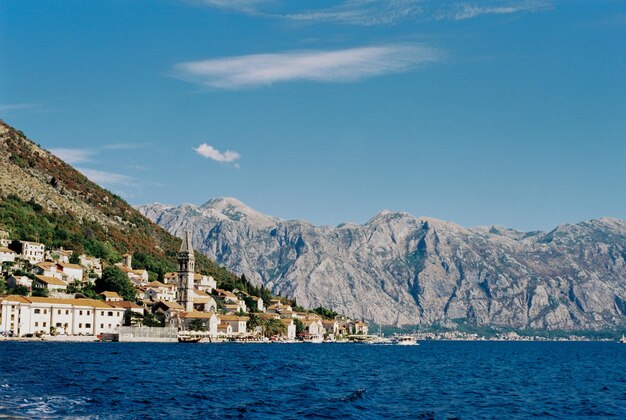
179 230 194 255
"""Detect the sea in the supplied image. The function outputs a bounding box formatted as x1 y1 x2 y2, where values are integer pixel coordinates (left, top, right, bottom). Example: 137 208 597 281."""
1 341 625 419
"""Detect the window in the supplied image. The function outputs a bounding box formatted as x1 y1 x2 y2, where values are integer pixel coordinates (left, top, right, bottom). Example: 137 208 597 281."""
43 322 47 327
35 322 39 327
58 310 61 315
65 310 69 315
10 315 14 320
107 311 113 316
79 310 83 315
87 311 90 315
56 323 62 327
85 323 91 328
100 324 104 329
44 309 48 314
79 323 82 328
34 309 41 314
108 324 111 328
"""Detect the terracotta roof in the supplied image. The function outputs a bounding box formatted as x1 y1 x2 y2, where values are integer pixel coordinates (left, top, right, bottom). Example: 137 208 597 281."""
279 318 294 326
34 275 67 286
100 291 122 298
218 315 249 321
108 301 143 309
147 281 167 288
179 311 216 319
0 247 16 254
57 262 83 270
193 297 215 304
2 295 120 309
156 300 184 310
36 261 56 269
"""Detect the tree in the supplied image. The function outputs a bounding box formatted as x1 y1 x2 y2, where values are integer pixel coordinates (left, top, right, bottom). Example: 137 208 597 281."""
189 319 206 332
95 266 136 301
13 285 29 296
294 318 305 337
69 252 80 264
31 288 49 297
264 318 286 338
142 312 162 327
0 277 7 294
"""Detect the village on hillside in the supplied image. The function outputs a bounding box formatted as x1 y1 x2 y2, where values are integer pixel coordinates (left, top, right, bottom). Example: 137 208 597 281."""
0 229 369 342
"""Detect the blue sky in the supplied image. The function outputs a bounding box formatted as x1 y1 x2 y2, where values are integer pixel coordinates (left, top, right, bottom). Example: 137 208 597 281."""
1 0 625 231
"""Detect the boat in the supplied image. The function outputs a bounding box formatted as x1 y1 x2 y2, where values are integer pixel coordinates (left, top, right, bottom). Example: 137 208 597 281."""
178 335 202 343
392 335 418 346
619 334 626 344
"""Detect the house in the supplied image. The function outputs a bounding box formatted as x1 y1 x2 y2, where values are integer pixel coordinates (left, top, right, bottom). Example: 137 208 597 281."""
267 302 292 315
19 241 45 264
143 281 176 302
0 295 125 337
116 255 149 285
47 248 72 264
34 261 61 279
56 262 84 283
218 314 249 336
152 300 184 325
323 320 340 338
100 291 123 302
79 255 102 277
7 275 32 289
32 275 67 291
279 318 297 340
217 323 232 336
179 311 218 334
194 274 216 293
251 296 265 312
107 300 144 322
351 321 369 335
191 289 217 312
0 247 16 264
302 317 325 342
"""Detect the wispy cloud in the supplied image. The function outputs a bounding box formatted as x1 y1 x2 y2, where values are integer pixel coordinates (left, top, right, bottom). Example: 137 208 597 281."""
281 0 423 26
182 0 552 25
76 167 136 186
438 1 551 21
194 143 241 164
49 148 96 164
174 44 441 89
0 102 42 113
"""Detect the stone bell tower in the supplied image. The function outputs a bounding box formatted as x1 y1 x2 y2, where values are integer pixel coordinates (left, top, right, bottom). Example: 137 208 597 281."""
177 231 195 312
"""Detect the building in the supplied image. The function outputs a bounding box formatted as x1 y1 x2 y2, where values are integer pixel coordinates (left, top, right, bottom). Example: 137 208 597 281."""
179 311 218 335
176 231 195 312
0 295 125 337
280 318 297 340
0 247 16 264
32 275 67 292
100 291 123 302
7 275 32 289
19 241 45 264
56 262 84 283
47 248 73 264
143 281 176 302
218 314 249 336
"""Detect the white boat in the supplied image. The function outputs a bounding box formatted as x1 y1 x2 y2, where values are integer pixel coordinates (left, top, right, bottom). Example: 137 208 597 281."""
393 335 419 346
619 334 626 344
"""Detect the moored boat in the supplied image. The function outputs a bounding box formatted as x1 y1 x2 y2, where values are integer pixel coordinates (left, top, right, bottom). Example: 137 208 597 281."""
392 335 418 346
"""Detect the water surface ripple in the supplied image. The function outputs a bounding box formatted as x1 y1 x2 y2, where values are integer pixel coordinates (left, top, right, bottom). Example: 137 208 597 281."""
1 341 625 418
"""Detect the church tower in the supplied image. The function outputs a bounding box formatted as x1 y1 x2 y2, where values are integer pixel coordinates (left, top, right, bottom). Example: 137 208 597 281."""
177 231 195 312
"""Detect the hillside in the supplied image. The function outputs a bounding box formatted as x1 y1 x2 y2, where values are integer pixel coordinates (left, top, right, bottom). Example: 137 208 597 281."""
0 120 239 287
140 198 626 331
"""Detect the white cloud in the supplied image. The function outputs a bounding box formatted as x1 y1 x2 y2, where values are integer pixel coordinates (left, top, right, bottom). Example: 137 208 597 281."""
76 168 135 186
194 143 241 163
49 148 96 164
185 0 267 13
281 0 423 26
174 44 441 89
442 1 551 21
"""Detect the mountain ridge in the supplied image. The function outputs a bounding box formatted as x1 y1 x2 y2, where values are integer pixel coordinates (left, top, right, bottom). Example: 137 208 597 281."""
139 198 626 330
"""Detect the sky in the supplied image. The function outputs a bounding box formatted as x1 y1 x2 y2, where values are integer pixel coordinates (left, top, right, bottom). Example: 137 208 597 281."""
1 0 625 231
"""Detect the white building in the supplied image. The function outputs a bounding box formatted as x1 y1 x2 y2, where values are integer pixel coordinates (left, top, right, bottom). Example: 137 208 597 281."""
56 262 84 283
218 315 249 336
280 318 297 340
179 311 219 335
0 295 125 337
7 275 32 289
33 275 67 292
0 247 16 264
20 241 45 264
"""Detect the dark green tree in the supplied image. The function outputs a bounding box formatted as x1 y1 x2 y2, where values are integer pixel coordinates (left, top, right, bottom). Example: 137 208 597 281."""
13 285 29 296
69 253 80 264
294 318 305 337
189 319 206 332
95 266 136 301
31 288 49 297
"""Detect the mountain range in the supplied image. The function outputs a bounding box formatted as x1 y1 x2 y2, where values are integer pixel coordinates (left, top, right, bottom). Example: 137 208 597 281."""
139 198 626 330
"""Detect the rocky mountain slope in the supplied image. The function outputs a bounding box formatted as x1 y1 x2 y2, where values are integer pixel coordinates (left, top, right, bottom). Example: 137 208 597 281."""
139 198 626 330
0 120 238 285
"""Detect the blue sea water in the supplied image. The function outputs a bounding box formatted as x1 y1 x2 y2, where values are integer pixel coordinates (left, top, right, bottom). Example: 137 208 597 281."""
1 341 625 419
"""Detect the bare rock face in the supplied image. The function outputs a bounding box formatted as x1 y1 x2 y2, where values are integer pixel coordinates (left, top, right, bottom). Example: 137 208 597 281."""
139 198 626 330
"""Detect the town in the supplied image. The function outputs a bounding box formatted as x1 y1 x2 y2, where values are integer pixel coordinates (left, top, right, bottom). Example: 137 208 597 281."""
0 230 369 342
